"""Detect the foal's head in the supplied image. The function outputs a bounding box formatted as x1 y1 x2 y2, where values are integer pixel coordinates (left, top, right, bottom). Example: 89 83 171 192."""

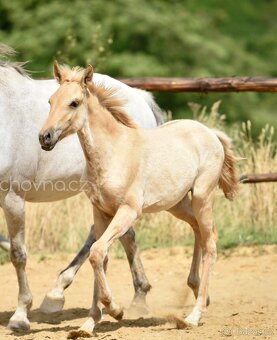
39 61 93 151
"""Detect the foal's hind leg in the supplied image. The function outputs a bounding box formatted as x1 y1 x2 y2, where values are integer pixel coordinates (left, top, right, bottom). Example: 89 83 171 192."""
168 195 209 304
1 191 32 331
185 184 218 326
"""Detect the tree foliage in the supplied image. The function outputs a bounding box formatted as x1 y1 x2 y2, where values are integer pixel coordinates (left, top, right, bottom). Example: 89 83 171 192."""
0 0 276 135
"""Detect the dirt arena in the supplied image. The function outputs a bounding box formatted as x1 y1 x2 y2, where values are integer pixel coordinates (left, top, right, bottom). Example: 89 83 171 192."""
0 245 276 339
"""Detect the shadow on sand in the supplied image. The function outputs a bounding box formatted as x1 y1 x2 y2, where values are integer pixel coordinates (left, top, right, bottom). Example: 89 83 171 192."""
0 308 171 337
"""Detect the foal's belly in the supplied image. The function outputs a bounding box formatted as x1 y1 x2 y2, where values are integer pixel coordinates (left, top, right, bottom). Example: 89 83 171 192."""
142 182 192 213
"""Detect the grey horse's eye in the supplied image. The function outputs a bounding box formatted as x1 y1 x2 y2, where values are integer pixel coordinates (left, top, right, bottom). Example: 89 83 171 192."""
69 100 79 108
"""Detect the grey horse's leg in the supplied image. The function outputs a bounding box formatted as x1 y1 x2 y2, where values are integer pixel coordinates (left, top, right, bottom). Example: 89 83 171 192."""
41 224 151 314
0 233 10 251
1 191 32 331
119 228 151 314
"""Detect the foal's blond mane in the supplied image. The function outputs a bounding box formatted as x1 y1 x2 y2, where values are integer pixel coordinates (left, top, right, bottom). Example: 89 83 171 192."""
59 65 137 129
88 82 137 129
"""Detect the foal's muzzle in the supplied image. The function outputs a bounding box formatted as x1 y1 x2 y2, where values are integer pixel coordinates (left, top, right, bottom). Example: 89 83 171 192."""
39 128 61 151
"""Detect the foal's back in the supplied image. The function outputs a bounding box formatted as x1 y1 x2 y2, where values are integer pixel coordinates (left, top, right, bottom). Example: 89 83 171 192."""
139 120 224 212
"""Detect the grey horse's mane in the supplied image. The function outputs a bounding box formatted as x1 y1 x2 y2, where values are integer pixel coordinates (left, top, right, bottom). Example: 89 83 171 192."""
0 44 29 77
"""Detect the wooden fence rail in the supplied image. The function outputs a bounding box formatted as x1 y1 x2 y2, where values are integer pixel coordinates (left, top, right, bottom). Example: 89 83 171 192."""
239 173 277 184
120 77 277 93
120 76 277 183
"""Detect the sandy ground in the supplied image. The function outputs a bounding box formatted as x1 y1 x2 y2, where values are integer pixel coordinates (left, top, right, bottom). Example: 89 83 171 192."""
0 245 276 340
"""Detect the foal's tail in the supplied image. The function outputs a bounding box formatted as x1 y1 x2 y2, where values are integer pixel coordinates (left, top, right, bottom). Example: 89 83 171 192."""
213 130 239 201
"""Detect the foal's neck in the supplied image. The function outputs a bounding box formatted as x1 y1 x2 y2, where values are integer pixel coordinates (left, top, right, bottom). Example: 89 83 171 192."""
77 93 129 169
88 93 126 135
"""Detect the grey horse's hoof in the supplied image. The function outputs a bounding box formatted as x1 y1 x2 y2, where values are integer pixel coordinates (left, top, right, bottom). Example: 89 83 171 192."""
7 317 30 332
40 293 65 313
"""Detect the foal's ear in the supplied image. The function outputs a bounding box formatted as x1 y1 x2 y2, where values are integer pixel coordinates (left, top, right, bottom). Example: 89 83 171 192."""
53 60 63 84
82 64 93 87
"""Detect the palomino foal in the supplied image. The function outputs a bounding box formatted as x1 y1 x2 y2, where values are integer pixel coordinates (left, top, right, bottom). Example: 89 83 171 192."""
39 63 238 335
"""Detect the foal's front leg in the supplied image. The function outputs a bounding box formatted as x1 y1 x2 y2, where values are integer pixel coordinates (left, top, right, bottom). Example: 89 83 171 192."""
40 224 96 313
41 224 151 314
78 204 139 335
91 204 139 317
74 207 112 336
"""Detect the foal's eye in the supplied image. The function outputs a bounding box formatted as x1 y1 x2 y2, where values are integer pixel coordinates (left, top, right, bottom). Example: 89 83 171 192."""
70 100 79 108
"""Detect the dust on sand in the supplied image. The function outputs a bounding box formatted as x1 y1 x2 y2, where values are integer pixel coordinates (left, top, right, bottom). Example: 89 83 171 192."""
0 245 276 339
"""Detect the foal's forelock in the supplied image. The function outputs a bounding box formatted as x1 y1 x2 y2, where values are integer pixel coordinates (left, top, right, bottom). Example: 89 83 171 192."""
57 65 85 84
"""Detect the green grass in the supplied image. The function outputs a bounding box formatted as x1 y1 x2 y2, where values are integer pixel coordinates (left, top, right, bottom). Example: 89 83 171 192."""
218 225 277 250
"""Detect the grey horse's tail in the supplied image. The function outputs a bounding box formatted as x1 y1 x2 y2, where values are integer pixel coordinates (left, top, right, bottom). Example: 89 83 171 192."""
135 88 165 126
0 233 10 251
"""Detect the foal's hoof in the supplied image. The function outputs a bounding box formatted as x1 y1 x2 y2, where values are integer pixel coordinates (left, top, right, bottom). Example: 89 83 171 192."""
184 314 199 327
7 318 30 332
109 306 124 321
114 308 124 321
40 293 65 313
